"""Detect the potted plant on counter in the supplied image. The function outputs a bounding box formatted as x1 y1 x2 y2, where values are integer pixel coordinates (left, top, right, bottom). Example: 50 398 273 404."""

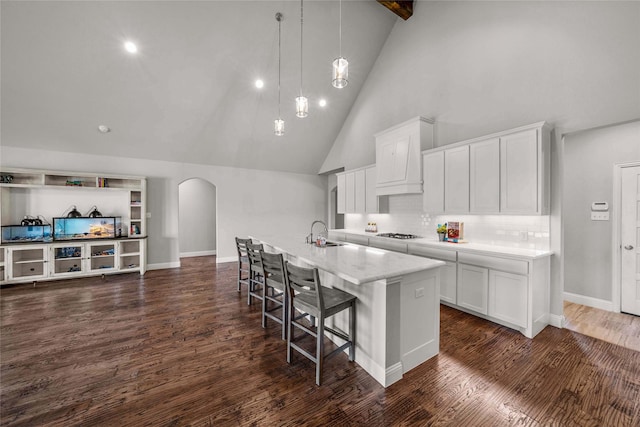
437 223 447 241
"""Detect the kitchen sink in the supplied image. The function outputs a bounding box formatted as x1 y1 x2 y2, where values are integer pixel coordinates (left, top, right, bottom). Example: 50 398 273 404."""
310 241 344 247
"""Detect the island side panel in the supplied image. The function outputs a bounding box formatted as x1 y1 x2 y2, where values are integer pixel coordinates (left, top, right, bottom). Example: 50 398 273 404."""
317 269 392 386
400 269 440 374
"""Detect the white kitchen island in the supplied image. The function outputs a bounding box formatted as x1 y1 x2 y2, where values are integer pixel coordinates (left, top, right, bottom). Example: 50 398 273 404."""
250 235 444 387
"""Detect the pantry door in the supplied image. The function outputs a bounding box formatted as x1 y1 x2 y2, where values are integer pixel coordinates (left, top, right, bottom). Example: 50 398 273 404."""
621 165 640 316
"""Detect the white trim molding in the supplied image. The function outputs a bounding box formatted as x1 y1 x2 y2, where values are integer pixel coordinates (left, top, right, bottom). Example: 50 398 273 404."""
147 261 181 271
179 250 216 258
612 161 640 313
216 256 237 264
563 291 614 312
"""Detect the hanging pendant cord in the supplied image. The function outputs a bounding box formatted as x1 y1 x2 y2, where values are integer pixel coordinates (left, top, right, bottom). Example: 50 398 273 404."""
300 0 304 96
278 15 281 118
339 0 342 57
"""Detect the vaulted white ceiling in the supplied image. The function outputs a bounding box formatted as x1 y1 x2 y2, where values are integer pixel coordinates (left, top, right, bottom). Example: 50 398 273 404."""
1 1 397 174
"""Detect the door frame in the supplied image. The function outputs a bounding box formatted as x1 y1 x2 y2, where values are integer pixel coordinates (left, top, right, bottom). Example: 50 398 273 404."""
612 161 640 313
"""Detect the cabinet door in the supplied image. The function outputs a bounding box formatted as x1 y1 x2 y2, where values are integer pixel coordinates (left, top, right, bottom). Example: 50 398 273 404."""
470 138 500 213
500 129 539 213
444 146 470 212
87 242 117 273
489 270 528 328
9 246 49 281
457 263 488 314
51 243 85 276
0 247 6 283
423 151 444 213
354 169 366 213
440 261 457 304
336 173 346 214
345 172 356 213
365 166 378 213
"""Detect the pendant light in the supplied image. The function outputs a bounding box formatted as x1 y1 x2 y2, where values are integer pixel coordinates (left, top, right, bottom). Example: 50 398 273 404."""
274 12 284 136
332 0 348 88
295 0 308 118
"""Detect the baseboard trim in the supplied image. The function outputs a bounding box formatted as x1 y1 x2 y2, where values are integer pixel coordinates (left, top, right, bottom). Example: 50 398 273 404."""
563 292 614 312
548 314 565 329
180 250 216 258
147 261 181 271
216 256 237 264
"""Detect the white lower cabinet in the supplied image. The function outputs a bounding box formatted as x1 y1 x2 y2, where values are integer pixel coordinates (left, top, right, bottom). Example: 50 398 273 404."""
8 245 49 282
488 270 527 328
408 245 457 304
51 243 86 277
0 247 6 284
1 238 146 285
119 239 145 274
457 263 489 315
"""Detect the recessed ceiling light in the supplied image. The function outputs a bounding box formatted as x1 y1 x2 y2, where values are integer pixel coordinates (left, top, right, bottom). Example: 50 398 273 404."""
319 99 327 107
97 125 111 133
124 41 138 54
255 79 264 89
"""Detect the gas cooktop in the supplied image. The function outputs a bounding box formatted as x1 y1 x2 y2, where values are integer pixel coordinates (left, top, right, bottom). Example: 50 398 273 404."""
376 233 420 239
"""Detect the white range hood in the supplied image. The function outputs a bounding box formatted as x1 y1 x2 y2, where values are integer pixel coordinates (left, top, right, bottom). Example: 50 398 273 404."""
375 116 435 196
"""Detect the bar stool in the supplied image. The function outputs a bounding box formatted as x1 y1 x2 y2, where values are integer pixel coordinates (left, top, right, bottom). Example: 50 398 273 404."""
283 261 357 386
246 242 265 305
258 250 287 340
235 237 251 293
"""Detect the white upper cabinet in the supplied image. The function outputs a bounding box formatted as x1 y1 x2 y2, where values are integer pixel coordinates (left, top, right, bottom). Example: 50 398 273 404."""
336 173 346 214
345 172 356 213
444 146 470 213
337 165 387 215
422 122 551 215
500 129 541 214
375 117 434 196
354 169 366 213
365 166 379 214
422 151 445 213
470 138 500 213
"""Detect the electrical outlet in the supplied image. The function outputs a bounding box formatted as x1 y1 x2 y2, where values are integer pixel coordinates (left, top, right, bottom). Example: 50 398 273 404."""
415 287 424 298
519 231 528 241
591 212 609 221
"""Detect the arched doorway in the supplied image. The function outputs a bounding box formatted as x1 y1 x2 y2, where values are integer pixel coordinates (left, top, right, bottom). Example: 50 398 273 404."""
178 178 217 258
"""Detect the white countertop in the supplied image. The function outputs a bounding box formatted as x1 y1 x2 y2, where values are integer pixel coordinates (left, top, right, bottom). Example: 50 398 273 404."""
331 229 553 260
250 234 444 285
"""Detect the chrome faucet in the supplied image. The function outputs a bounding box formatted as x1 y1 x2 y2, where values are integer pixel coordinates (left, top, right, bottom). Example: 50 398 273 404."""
308 220 328 244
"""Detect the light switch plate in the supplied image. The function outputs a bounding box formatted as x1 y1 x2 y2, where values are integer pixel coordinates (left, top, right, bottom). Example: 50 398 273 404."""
591 211 609 221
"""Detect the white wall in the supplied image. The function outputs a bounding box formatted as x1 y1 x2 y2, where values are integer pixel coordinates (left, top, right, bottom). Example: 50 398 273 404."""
1 146 328 268
563 120 640 303
320 1 640 174
179 178 216 257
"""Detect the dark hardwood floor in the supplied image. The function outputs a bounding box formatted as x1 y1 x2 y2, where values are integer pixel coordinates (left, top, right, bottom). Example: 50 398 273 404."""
1 256 639 426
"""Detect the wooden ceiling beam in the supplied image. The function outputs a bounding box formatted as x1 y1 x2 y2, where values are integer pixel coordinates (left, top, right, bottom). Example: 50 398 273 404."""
377 1 414 21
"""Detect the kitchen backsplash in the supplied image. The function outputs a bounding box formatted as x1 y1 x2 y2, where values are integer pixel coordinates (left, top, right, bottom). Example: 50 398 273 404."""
344 194 550 250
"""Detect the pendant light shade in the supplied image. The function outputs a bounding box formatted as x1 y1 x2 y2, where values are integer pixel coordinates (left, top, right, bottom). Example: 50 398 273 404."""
274 118 284 136
274 12 284 136
332 0 348 88
296 0 308 118
295 96 308 118
332 57 349 89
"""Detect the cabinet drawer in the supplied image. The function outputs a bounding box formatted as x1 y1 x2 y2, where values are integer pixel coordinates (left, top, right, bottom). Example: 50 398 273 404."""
458 252 528 275
408 244 457 262
345 233 369 246
369 238 408 253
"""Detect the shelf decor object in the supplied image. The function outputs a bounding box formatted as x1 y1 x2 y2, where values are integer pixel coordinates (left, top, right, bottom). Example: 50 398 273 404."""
332 0 348 88
274 12 285 136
